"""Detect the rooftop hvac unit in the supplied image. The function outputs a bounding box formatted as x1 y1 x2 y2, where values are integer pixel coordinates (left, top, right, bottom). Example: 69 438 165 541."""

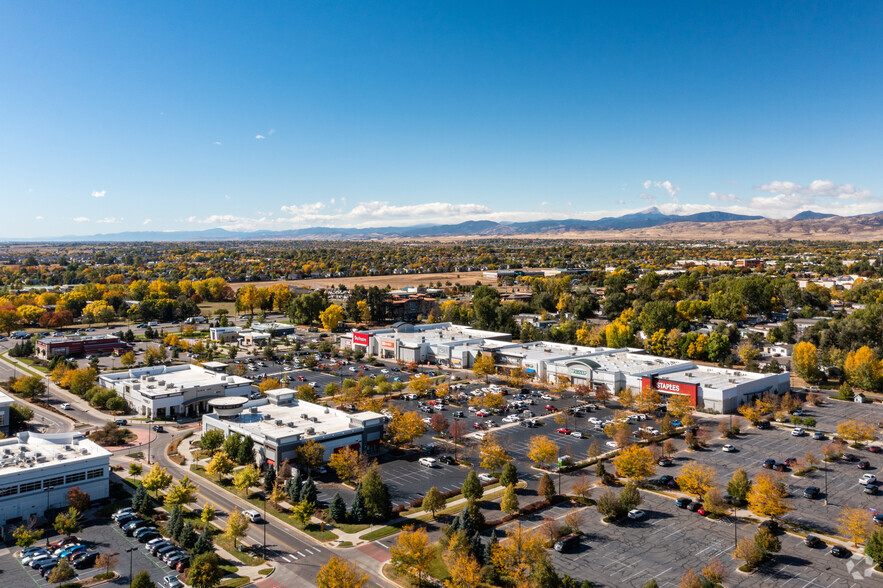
158 380 165 386
80 448 88 454
287 422 295 427
275 420 283 426
324 408 329 414
167 383 174 389
311 416 319 422
729 379 737 384
306 427 315 435
300 413 307 419
36 456 48 463
250 407 257 414
263 414 272 420
56 454 65 460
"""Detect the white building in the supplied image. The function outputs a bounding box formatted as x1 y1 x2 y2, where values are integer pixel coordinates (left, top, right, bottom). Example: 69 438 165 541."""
99 364 252 419
0 390 13 437
546 349 692 391
209 326 241 343
339 322 511 366
0 432 111 526
201 394 385 467
202 396 384 467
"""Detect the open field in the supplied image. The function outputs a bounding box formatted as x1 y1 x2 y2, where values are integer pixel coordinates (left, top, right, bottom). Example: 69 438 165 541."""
230 270 495 291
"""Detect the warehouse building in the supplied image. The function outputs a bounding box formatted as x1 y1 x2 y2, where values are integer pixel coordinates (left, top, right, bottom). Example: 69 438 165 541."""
0 431 111 526
99 364 252 419
35 334 131 360
201 394 385 467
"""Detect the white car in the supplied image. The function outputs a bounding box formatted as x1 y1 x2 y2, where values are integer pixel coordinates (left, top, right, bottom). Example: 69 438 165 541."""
164 575 184 588
722 444 736 453
627 509 646 520
540 394 553 400
474 432 487 440
381 369 389 374
502 415 521 423
792 427 806 436
478 473 495 483
588 417 602 425
418 457 437 468
860 474 877 485
605 441 619 449
570 431 585 438
60 403 71 410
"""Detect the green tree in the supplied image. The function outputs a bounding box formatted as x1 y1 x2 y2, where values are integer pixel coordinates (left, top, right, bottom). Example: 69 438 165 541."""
538 473 556 501
164 476 198 507
142 463 173 496
329 493 347 522
263 465 277 493
501 484 520 516
233 464 261 494
223 509 249 550
865 528 883 566
727 468 751 506
12 524 42 547
192 529 215 556
53 507 81 536
189 552 225 588
422 486 445 519
499 462 518 488
129 570 156 588
360 468 392 522
200 429 225 454
461 470 484 501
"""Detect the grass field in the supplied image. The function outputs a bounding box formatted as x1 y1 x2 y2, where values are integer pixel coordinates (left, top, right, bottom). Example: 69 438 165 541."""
230 270 495 292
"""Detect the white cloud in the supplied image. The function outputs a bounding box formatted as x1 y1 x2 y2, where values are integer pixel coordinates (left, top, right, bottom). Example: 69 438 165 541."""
91 190 106 198
268 129 276 135
34 216 43 220
709 192 741 203
255 134 265 140
73 217 89 222
643 180 680 197
143 219 152 225
213 141 223 146
224 195 231 200
637 193 656 203
96 217 122 224
755 179 871 200
280 202 326 217
541 201 549 206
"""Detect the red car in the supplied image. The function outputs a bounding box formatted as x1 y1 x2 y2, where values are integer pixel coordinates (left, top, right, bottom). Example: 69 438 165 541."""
784 457 797 466
473 422 484 429
697 507 708 516
297 376 306 381
869 446 882 453
557 428 571 435
545 404 556 411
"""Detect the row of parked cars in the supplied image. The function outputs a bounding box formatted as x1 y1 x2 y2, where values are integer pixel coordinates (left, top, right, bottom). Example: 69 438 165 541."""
112 508 191 572
19 536 100 578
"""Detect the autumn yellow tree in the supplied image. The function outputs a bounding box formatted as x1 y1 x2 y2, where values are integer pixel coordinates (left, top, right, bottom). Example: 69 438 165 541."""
319 304 345 331
676 462 718 497
490 525 548 588
316 555 369 588
844 346 882 391
747 471 791 518
389 525 434 586
838 507 875 546
445 552 482 588
472 353 496 382
792 341 821 383
258 378 282 393
837 419 877 445
613 444 656 482
526 435 559 469
480 435 511 471
295 439 326 470
233 464 260 494
205 451 236 482
387 410 427 446
328 447 363 482
407 374 432 396
666 394 693 420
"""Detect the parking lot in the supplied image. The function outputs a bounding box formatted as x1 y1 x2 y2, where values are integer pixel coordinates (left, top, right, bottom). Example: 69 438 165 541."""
540 491 867 588
0 519 172 588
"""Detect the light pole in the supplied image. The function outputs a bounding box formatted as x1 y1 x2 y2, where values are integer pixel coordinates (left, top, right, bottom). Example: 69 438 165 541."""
824 463 828 505
733 505 737 549
262 493 267 560
125 547 136 580
43 485 55 523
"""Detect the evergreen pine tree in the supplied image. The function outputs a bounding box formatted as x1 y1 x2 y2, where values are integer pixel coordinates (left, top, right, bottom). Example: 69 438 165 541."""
263 466 277 493
191 529 214 556
299 477 318 504
350 484 367 524
470 531 484 563
458 507 474 536
178 522 197 549
291 470 304 501
132 483 148 513
329 493 347 522
499 462 518 488
484 529 497 564
167 505 184 540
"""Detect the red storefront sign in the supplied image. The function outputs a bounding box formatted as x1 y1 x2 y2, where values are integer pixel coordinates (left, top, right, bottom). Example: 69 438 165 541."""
352 332 372 346
642 377 698 406
381 340 395 349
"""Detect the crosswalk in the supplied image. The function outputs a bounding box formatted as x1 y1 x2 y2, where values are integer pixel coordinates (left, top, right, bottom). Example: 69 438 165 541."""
267 544 324 563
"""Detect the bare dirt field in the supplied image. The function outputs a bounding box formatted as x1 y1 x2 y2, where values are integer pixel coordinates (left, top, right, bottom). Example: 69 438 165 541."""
231 270 495 292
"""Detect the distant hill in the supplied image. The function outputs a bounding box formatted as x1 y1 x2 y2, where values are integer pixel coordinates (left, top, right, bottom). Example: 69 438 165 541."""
791 210 837 221
10 208 879 242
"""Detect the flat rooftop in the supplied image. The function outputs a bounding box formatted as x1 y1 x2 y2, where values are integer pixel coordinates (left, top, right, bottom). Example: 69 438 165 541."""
0 432 110 475
38 334 119 344
208 395 382 442
666 365 774 389
575 350 692 375
100 364 251 397
377 324 508 347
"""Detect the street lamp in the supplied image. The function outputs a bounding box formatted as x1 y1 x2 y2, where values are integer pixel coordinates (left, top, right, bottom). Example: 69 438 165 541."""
824 462 828 505
43 486 55 525
125 547 137 580
262 492 268 560
733 505 737 549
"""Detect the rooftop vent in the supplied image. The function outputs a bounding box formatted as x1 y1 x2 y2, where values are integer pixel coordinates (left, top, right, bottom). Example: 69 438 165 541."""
300 414 308 419
80 448 88 455
286 422 295 427
324 408 329 414
157 380 165 386
306 427 315 435
275 420 283 426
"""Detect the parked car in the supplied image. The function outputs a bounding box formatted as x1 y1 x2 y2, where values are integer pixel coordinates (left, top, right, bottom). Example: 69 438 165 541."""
859 474 877 485
164 574 184 588
71 551 99 569
762 458 776 469
418 457 437 468
478 473 495 483
696 507 708 516
627 509 645 520
831 545 850 558
803 486 820 499
686 502 702 512
553 533 580 553
858 460 871 470
675 497 692 509
655 475 676 488
804 535 822 548
438 455 457 465
658 458 673 467
556 428 571 435
570 431 585 438
167 553 189 569
866 484 878 495
812 431 826 440
722 444 736 453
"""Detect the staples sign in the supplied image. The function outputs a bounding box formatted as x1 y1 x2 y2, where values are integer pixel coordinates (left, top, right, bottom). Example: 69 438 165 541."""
352 332 371 346
657 381 683 393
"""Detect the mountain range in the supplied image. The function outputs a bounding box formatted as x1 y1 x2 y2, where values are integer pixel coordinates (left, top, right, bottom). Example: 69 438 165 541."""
11 208 883 242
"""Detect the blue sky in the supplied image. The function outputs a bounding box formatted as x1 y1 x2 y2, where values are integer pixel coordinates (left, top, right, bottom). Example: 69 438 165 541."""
1 1 882 237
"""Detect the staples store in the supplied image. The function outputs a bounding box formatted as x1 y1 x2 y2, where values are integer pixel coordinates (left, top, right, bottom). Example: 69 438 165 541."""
641 366 790 414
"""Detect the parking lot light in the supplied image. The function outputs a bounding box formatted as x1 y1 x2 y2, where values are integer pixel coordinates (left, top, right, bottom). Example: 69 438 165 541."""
125 547 136 580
